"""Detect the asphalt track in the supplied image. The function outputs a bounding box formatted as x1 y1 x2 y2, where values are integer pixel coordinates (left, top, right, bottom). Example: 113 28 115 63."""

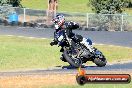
0 62 132 76
0 26 132 75
0 26 132 47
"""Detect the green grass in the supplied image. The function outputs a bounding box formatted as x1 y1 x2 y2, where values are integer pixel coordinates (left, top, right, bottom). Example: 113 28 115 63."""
0 36 68 71
21 0 47 10
49 84 131 88
58 0 91 13
21 0 91 12
0 35 132 71
40 82 132 88
21 0 132 15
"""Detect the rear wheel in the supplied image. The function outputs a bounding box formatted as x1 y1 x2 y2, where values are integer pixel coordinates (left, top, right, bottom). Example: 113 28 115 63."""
63 50 82 68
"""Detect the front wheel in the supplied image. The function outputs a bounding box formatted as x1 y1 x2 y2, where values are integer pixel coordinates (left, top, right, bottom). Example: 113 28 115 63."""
63 50 82 68
94 57 107 67
93 48 107 67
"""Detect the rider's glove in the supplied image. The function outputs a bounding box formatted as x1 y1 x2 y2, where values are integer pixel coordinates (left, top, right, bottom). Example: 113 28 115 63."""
50 41 58 46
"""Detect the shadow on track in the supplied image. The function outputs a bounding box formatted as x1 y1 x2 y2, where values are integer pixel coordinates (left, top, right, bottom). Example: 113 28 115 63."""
55 62 132 71
55 65 98 69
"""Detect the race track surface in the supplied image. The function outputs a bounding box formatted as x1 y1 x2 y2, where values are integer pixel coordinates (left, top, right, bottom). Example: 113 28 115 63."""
0 26 132 47
0 62 132 76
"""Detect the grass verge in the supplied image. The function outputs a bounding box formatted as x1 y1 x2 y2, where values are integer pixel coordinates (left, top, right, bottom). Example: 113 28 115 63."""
42 83 132 88
0 35 66 71
21 0 132 15
0 35 132 71
21 0 91 13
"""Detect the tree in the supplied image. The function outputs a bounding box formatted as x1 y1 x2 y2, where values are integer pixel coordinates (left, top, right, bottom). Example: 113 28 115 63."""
88 0 130 31
89 0 126 14
125 0 132 8
0 0 7 5
0 4 15 19
0 0 22 7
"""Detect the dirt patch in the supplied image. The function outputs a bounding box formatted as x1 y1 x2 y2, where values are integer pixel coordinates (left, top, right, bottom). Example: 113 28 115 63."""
0 71 132 88
0 74 76 88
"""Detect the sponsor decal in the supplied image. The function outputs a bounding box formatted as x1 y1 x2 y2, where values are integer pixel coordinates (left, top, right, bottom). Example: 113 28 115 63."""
76 67 131 85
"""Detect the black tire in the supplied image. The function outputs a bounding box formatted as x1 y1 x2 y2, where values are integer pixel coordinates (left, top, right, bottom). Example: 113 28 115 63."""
76 75 86 85
60 54 67 62
93 48 107 67
63 50 82 68
94 57 107 67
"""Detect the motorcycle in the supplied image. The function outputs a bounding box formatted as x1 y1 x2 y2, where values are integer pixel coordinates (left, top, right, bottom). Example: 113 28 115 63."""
51 25 107 68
